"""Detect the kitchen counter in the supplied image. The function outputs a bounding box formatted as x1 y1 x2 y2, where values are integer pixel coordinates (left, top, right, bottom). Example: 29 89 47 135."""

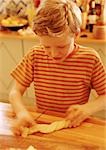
0 30 106 43
0 30 38 40
0 102 106 150
76 32 106 44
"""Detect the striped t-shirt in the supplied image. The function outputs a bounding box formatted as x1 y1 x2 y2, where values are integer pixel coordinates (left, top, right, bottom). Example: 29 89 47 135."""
11 44 106 115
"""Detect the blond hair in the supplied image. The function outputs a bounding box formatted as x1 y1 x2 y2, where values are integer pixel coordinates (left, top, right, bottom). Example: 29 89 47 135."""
33 0 82 36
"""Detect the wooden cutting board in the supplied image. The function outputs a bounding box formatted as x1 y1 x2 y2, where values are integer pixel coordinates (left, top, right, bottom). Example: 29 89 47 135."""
31 111 106 148
0 102 106 149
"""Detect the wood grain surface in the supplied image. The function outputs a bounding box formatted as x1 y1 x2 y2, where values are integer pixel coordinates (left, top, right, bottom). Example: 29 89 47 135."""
0 102 106 150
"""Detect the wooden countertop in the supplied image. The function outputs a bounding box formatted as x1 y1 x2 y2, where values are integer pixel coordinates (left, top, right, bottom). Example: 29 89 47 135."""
0 102 106 150
0 30 38 41
0 30 106 43
76 32 106 44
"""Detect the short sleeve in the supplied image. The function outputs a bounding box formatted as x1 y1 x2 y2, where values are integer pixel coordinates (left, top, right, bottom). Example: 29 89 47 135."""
11 49 34 87
91 56 106 95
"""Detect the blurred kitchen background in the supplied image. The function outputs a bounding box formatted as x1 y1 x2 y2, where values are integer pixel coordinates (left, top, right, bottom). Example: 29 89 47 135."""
0 0 106 119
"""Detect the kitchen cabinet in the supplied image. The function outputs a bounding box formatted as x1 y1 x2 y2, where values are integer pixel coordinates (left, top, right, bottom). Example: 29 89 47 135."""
23 39 39 51
0 37 23 102
0 32 40 105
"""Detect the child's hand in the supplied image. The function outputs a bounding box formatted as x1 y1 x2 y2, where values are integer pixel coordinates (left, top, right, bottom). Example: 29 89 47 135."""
12 111 36 136
66 104 92 128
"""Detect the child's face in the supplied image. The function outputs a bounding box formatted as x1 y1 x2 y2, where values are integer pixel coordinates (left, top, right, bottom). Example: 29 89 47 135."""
39 30 75 62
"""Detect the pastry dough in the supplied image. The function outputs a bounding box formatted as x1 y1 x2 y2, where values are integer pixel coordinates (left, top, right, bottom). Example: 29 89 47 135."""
22 119 70 137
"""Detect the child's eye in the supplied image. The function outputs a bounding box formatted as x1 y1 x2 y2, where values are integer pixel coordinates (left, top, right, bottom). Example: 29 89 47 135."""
45 46 50 49
57 46 66 49
58 43 70 49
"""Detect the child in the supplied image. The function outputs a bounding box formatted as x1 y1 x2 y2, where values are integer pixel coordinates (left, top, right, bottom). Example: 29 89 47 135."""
9 0 106 135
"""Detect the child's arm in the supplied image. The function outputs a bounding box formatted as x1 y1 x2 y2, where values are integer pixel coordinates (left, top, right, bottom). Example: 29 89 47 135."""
66 94 106 128
9 80 35 135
